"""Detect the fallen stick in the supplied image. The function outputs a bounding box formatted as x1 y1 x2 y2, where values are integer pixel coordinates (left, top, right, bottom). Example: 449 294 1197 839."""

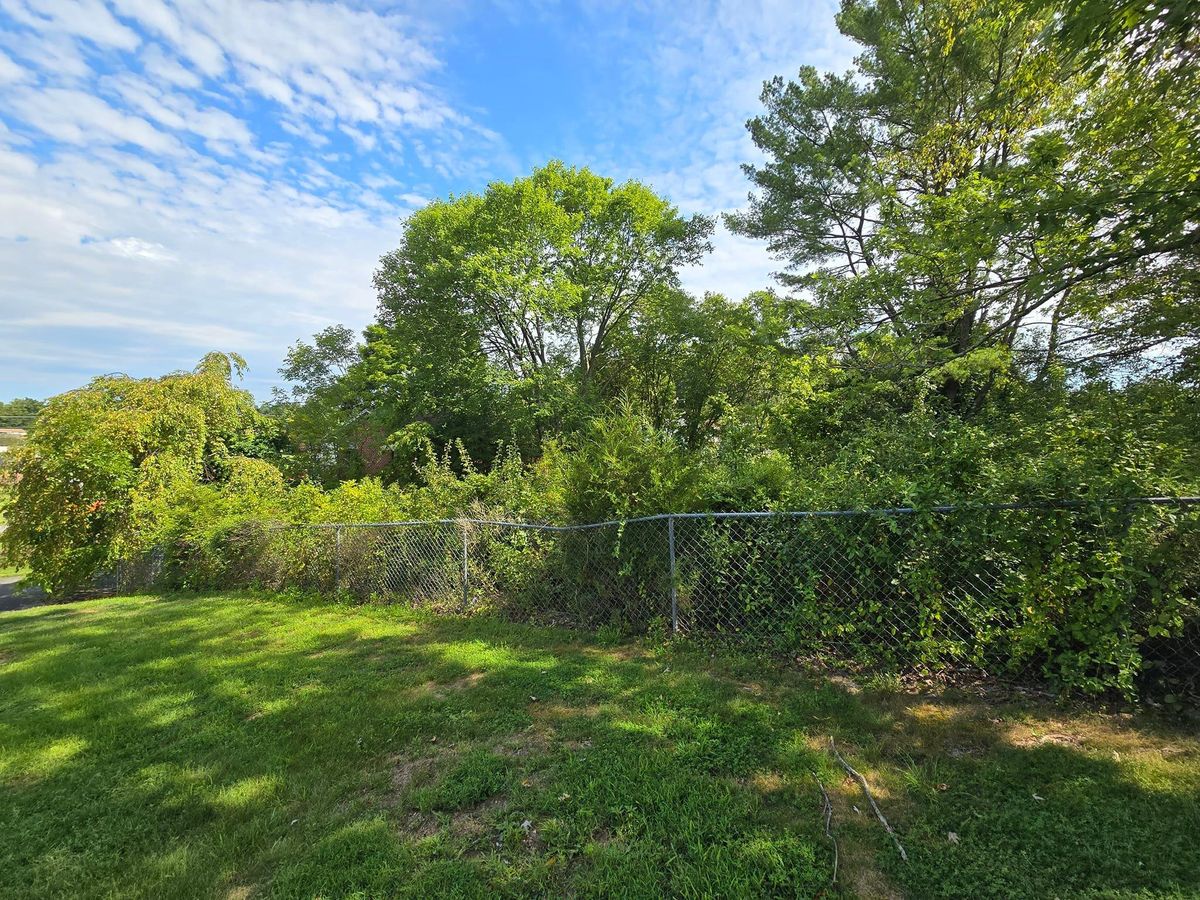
830 736 908 862
811 771 839 884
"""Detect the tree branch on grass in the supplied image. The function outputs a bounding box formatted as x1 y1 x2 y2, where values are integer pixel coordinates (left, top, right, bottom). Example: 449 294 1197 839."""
812 771 839 884
830 736 908 863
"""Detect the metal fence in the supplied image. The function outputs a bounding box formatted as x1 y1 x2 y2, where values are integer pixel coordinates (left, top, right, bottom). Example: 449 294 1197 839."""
124 497 1200 693
164 501 1195 691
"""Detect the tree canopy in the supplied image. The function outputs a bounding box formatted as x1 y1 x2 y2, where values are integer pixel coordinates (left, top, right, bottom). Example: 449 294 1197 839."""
728 0 1200 410
350 161 714 470
1 354 277 592
0 398 44 429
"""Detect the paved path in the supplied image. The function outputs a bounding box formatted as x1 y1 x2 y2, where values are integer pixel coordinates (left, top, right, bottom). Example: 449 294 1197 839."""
0 574 44 613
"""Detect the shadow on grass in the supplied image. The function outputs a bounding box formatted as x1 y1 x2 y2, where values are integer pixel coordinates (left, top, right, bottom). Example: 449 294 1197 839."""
853 690 1200 899
0 591 1197 899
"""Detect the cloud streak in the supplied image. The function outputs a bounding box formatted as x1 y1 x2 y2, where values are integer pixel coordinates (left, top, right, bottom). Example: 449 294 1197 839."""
0 0 851 399
1 0 499 397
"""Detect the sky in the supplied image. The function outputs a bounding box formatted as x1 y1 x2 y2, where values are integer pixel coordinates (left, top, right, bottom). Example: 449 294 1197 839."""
0 0 855 400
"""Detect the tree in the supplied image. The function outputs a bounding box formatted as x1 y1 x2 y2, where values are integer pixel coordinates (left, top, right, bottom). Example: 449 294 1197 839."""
602 290 799 450
0 354 277 593
267 326 385 485
0 398 44 429
367 161 714 462
729 0 1200 411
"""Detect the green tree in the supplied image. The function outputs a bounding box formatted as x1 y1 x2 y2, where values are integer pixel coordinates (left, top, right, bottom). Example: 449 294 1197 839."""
267 325 389 485
603 290 799 450
0 354 277 593
366 161 714 463
0 397 44 429
729 0 1200 410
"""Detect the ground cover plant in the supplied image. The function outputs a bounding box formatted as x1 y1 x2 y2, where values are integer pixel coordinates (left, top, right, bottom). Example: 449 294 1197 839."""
2 592 1198 899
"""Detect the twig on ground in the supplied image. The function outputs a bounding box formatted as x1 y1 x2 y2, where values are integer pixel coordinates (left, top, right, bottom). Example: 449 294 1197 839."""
812 771 839 884
830 736 908 862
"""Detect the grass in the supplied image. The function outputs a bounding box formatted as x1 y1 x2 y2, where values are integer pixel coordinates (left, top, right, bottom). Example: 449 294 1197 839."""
0 565 26 578
0 593 1197 899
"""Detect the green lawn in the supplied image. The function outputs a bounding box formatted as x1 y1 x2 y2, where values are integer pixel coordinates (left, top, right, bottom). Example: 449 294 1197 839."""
1 594 1197 899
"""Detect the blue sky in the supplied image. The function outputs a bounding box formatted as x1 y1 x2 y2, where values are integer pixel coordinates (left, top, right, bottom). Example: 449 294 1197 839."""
0 0 853 400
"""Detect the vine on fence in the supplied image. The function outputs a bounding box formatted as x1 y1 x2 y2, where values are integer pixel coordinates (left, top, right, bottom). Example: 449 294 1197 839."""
114 499 1200 701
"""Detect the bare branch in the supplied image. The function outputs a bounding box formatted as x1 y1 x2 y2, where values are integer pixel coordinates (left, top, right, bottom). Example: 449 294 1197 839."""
830 736 908 863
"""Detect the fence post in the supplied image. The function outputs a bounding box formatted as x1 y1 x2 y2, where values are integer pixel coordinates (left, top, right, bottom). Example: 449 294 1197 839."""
461 520 470 610
334 526 342 594
668 514 679 635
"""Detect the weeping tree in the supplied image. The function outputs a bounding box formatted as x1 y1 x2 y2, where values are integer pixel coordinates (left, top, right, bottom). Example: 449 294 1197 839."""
0 354 278 593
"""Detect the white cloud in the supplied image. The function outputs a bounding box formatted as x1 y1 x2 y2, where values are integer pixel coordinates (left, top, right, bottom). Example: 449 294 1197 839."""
105 73 253 148
0 46 29 82
680 222 780 301
139 42 201 88
109 0 226 75
102 236 175 260
13 307 257 346
0 0 503 397
570 0 857 298
110 0 453 135
2 0 140 50
0 28 91 78
9 86 182 153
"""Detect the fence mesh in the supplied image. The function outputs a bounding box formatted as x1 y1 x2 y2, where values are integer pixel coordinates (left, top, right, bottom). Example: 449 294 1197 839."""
115 499 1200 696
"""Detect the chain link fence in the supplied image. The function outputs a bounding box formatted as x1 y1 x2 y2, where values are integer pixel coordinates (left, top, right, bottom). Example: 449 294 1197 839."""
119 498 1200 696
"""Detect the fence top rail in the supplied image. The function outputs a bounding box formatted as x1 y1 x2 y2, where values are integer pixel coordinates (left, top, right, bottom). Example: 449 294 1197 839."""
267 495 1200 532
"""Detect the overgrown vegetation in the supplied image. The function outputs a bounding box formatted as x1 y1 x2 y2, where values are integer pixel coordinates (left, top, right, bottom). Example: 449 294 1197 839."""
2 593 1198 899
3 0 1199 698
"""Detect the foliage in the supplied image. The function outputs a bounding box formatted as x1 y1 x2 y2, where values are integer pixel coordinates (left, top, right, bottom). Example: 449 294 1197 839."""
309 161 714 476
264 325 377 485
536 403 702 523
0 397 43 429
0 354 278 594
728 0 1200 410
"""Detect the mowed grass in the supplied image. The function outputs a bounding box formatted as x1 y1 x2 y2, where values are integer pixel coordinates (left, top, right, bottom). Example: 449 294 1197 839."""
1 594 1198 899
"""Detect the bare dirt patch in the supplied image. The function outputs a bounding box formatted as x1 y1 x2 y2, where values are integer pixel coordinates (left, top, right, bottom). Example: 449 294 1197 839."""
827 673 863 695
582 644 652 664
821 765 905 899
398 810 440 839
418 671 486 699
749 771 787 794
529 701 603 725
844 862 905 900
1001 713 1200 762
450 795 508 842
493 727 553 758
1008 728 1087 750
383 744 460 807
390 754 443 794
861 690 1200 769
